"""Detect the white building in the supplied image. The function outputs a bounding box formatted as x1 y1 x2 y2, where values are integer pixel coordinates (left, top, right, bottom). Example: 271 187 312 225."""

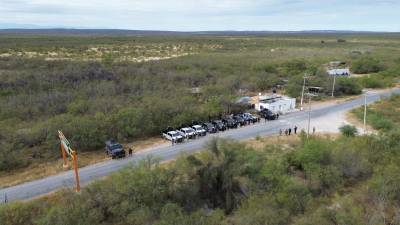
254 94 296 114
328 68 350 76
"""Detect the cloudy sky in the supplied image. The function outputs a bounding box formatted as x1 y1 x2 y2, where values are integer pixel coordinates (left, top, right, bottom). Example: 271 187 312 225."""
1 0 399 31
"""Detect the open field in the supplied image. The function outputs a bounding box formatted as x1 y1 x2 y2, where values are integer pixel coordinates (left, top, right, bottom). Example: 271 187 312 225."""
1 33 400 176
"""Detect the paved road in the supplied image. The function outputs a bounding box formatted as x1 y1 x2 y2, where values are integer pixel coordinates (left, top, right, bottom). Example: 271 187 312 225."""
1 88 399 203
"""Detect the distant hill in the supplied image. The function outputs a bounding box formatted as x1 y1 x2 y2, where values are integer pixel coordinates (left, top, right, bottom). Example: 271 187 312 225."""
0 29 397 36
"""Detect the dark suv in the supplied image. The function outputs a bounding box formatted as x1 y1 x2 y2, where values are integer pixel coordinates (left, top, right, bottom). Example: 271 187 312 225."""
105 140 126 159
233 115 246 126
260 109 278 120
242 113 259 123
212 120 227 131
222 118 238 129
202 122 217 133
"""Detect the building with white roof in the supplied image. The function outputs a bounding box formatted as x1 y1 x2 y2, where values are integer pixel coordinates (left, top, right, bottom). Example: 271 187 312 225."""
254 94 296 114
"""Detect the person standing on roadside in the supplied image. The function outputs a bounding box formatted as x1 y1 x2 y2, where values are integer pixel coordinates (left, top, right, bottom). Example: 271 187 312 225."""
128 147 133 156
285 129 288 136
288 128 292 135
313 127 316 134
294 126 298 134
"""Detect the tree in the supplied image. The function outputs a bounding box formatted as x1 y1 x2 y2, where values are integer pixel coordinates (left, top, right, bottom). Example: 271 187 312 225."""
186 138 249 213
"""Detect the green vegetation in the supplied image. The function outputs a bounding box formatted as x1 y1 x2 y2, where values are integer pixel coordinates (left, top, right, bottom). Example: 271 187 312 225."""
352 56 385 74
1 34 400 172
2 92 400 224
353 94 400 132
339 124 358 137
2 125 400 225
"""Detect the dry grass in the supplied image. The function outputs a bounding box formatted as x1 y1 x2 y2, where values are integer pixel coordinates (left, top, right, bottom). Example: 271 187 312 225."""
2 43 222 62
0 150 107 188
345 111 376 133
246 133 339 151
246 134 301 151
124 137 169 153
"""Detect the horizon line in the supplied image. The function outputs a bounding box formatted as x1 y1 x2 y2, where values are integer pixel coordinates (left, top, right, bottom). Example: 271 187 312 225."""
1 28 399 33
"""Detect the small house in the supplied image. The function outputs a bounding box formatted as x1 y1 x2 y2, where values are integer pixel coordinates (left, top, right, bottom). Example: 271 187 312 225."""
254 94 296 114
327 68 350 76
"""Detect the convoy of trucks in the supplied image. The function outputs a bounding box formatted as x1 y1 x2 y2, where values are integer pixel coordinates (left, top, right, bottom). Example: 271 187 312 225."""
106 110 278 158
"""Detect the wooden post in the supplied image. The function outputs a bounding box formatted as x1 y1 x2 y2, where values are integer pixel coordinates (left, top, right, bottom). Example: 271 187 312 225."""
60 144 68 168
72 151 80 192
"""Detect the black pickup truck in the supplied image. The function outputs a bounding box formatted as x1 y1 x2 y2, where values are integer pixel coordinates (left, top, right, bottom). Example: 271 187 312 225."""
105 140 126 159
260 109 278 120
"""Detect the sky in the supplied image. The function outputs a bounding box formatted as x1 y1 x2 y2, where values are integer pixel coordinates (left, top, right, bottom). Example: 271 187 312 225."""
0 0 399 31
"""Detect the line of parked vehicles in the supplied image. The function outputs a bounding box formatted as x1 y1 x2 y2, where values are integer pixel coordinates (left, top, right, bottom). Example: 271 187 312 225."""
104 109 280 159
162 110 279 144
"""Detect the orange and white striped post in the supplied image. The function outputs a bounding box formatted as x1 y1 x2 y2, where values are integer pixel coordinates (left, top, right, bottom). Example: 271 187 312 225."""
60 144 68 168
58 130 80 192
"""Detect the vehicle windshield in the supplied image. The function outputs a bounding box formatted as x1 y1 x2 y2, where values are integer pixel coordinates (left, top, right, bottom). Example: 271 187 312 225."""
186 128 195 132
171 132 180 137
110 144 122 150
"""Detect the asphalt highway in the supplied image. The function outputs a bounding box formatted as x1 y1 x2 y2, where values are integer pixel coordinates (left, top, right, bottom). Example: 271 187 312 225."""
1 88 399 203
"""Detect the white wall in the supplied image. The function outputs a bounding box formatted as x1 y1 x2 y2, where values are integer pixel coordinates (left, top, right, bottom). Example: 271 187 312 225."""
255 98 296 114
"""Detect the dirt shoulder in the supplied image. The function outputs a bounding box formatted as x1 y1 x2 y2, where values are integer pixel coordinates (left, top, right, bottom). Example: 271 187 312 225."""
345 111 377 134
0 137 169 189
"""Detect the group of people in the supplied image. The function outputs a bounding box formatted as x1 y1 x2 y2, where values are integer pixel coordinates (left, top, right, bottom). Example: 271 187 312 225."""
280 126 298 136
279 126 316 136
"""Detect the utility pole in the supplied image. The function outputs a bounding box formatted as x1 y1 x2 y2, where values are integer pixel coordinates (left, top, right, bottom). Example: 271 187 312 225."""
364 93 367 134
307 94 312 138
305 90 319 139
300 75 307 110
331 75 336 97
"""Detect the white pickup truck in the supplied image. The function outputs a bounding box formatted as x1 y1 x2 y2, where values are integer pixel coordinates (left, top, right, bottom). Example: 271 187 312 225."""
179 127 196 139
192 125 206 136
162 128 184 144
